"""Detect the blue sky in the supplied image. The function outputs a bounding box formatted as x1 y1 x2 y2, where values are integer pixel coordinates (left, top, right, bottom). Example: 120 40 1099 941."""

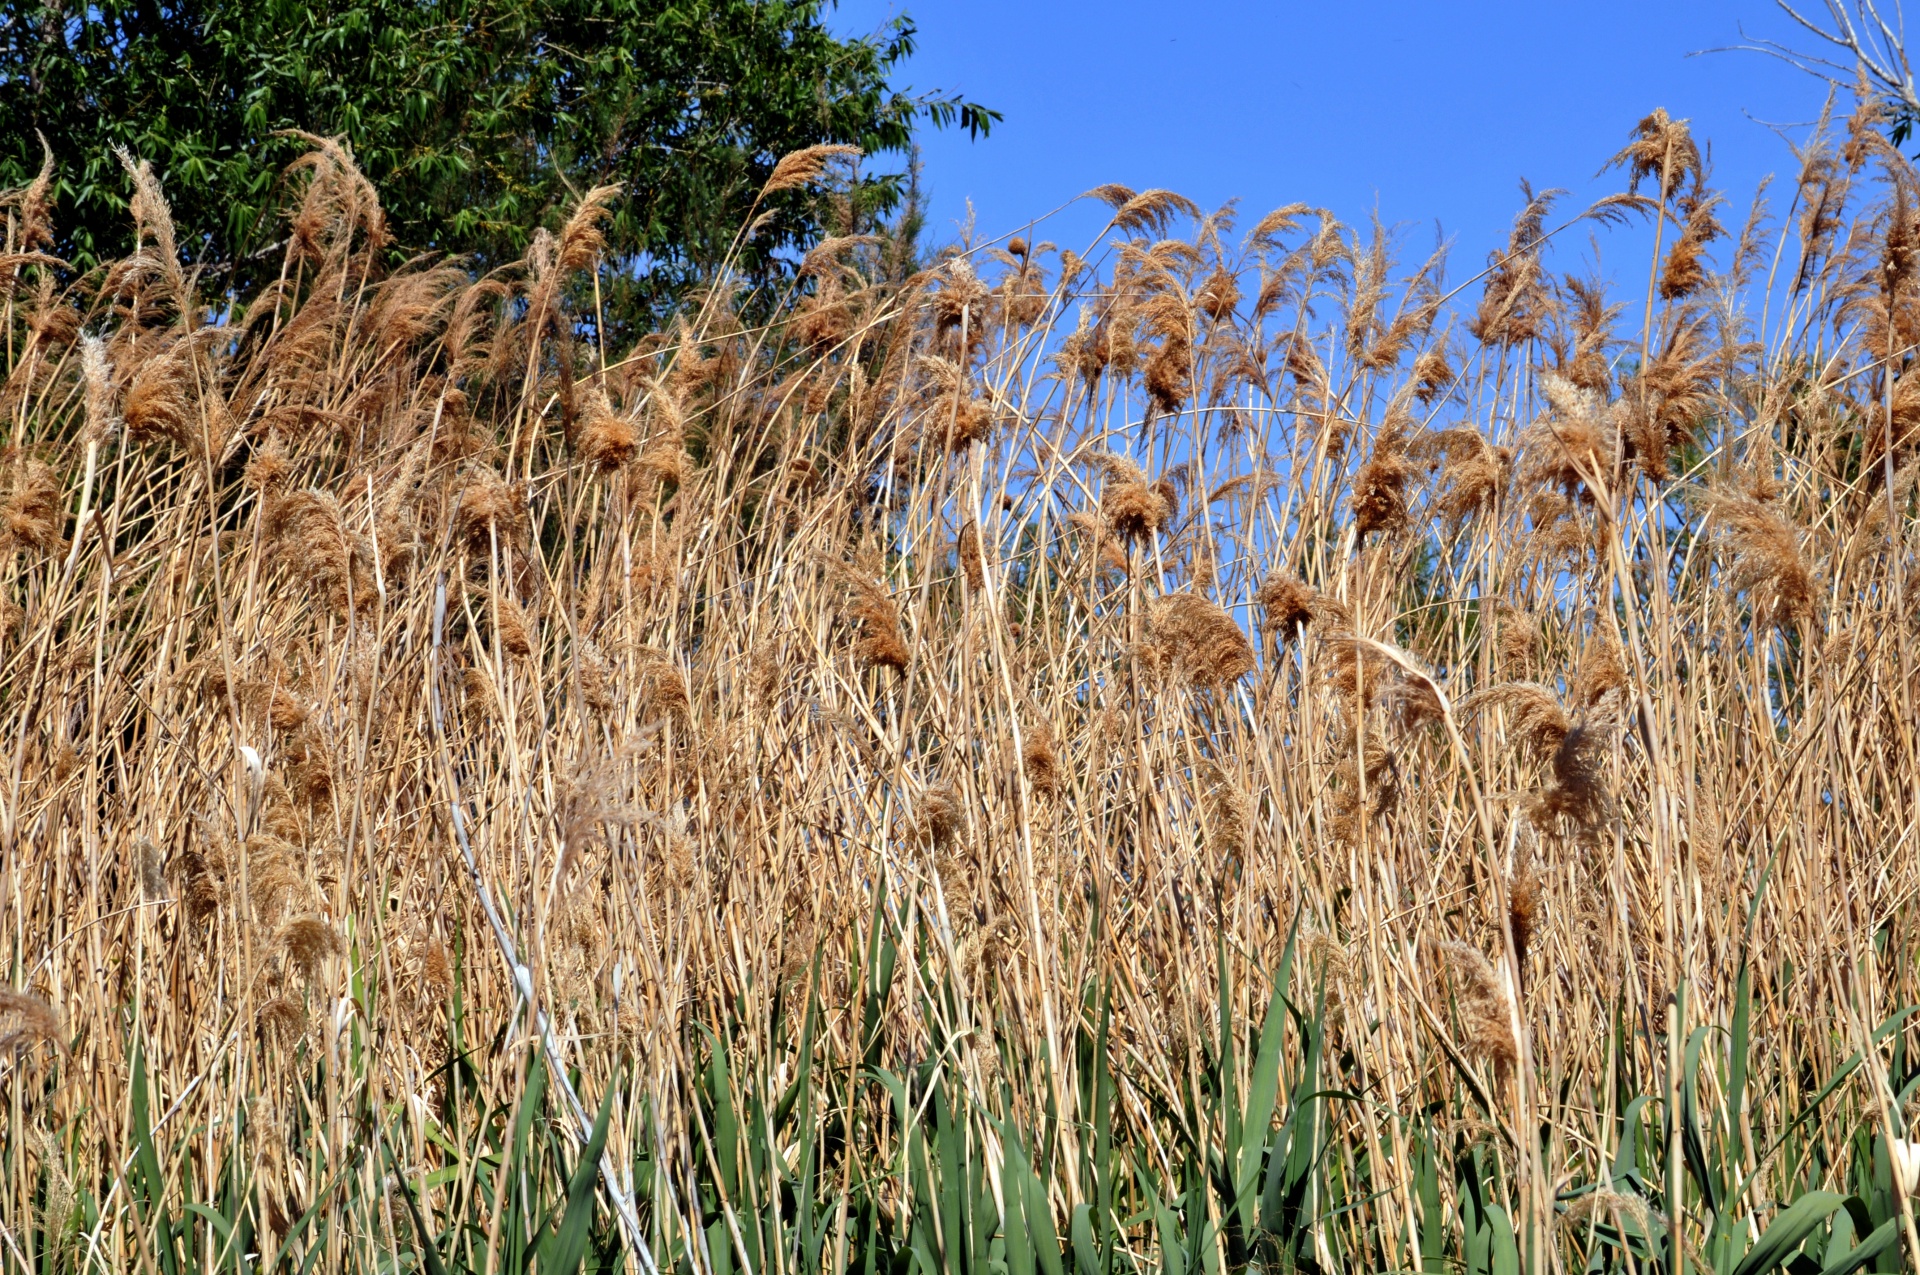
833 0 1841 280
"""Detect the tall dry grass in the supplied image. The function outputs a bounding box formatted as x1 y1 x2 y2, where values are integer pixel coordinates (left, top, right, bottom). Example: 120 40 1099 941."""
1 106 1919 1274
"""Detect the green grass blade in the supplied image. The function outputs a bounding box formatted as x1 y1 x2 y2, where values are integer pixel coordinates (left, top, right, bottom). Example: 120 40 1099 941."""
1731 1191 1847 1275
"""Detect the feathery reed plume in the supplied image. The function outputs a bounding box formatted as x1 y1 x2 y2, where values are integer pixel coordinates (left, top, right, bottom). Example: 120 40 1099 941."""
575 387 639 473
843 566 910 672
631 645 689 723
1145 592 1256 685
137 838 168 903
761 145 863 198
10 135 56 253
929 257 990 353
1141 298 1195 418
957 519 985 592
574 637 618 715
0 455 64 557
1694 488 1818 632
1196 267 1241 321
266 489 372 613
1199 756 1250 855
1495 604 1540 672
1791 112 1848 294
1551 274 1622 394
1412 344 1455 403
559 184 621 273
1418 428 1512 526
243 435 291 499
111 148 184 297
1352 409 1415 539
917 785 966 854
919 356 993 451
258 997 306 1045
791 273 854 354
247 835 303 926
1608 107 1702 203
177 839 220 925
1106 188 1202 237
1097 453 1173 545
492 591 536 658
454 470 523 549
22 272 80 357
421 938 453 999
1462 678 1612 837
1507 860 1541 992
1621 317 1712 483
280 917 343 985
1022 721 1060 797
1470 182 1561 346
1571 630 1627 709
121 344 197 450
0 987 62 1056
1460 682 1571 763
1529 374 1615 501
1254 571 1317 643
1660 185 1724 300
1433 942 1517 1074
278 131 389 262
1534 710 1615 838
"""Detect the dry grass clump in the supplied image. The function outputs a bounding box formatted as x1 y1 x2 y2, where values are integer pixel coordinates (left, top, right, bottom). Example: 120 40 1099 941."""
4 114 1920 1275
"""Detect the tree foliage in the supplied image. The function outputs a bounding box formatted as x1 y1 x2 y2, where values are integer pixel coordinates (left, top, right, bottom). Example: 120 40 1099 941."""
0 0 995 322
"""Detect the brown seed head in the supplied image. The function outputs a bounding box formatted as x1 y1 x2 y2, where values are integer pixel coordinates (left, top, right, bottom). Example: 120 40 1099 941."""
1196 268 1241 321
454 471 522 548
957 519 985 592
1022 721 1060 797
13 136 56 253
1507 861 1541 991
243 437 292 498
557 184 620 273
762 145 863 197
1097 454 1171 544
257 996 306 1045
1695 489 1818 632
1352 419 1414 539
492 592 536 658
843 568 910 672
1 456 65 557
421 939 453 996
280 917 342 984
1433 941 1516 1075
0 987 62 1057
1460 682 1571 765
917 786 966 852
1146 592 1256 685
1608 107 1702 204
576 388 639 473
1254 571 1317 642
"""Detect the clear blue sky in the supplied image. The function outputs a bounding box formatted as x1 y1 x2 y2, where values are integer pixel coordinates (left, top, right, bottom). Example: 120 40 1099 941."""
833 0 1838 278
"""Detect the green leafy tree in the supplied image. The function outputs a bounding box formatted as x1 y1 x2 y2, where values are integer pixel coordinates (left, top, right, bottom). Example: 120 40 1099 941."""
0 0 994 325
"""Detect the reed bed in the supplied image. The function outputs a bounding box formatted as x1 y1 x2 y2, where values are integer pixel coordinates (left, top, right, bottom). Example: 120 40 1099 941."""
2 107 1919 1274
